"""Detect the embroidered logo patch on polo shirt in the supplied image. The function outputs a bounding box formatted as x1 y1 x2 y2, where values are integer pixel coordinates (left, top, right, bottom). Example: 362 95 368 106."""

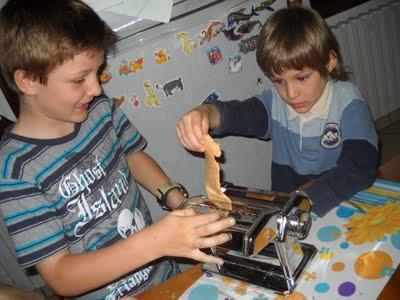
321 122 341 149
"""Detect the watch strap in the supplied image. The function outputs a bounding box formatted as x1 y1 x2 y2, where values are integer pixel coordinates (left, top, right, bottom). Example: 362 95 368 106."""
156 181 188 210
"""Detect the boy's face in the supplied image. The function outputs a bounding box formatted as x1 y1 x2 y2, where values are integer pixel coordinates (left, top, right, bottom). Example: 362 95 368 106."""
28 49 104 129
270 67 328 114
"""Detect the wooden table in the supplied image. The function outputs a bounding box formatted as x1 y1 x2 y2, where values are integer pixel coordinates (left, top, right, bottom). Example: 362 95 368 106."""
137 156 400 300
136 264 203 300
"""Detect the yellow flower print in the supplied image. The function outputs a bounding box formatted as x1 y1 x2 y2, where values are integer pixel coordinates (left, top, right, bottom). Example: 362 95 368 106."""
221 275 234 286
234 281 249 295
344 202 400 245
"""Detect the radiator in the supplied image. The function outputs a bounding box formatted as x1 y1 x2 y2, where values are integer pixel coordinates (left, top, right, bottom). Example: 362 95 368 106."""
328 0 400 122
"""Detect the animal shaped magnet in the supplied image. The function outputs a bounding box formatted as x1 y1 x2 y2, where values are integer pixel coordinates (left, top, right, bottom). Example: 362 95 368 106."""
143 81 161 107
154 47 170 65
156 77 184 97
176 32 197 56
203 91 221 104
118 57 143 75
255 0 276 12
229 55 242 73
197 20 225 45
130 57 143 72
227 6 258 28
222 27 243 41
130 94 141 109
111 96 125 107
119 59 132 76
237 20 262 35
99 65 112 84
207 46 223 64
239 35 259 54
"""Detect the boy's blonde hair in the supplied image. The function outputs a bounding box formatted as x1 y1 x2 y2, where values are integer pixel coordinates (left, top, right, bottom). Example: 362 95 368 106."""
256 6 349 81
0 0 117 94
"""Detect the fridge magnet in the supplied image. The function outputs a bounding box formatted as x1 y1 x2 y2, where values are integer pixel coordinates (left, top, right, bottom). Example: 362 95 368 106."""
239 35 259 54
143 81 162 107
197 20 225 46
255 0 276 12
287 0 303 8
111 95 125 107
99 65 112 84
119 59 132 76
156 77 184 97
154 47 170 65
207 46 223 65
227 6 259 28
130 94 141 109
131 57 144 73
176 32 197 56
229 55 242 73
237 20 263 35
202 91 221 104
222 26 243 41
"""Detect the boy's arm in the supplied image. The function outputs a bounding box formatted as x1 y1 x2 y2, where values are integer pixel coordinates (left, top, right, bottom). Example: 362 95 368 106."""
36 202 234 296
35 229 162 297
126 151 186 210
302 139 378 216
177 97 268 152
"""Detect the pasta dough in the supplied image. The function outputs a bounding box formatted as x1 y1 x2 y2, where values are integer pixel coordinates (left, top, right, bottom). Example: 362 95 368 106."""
204 135 232 211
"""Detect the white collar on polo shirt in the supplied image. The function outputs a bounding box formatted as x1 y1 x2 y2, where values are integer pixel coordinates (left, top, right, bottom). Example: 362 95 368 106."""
287 79 333 122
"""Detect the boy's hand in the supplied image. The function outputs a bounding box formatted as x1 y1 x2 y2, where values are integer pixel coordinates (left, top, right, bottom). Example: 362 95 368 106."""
176 104 220 152
151 208 235 265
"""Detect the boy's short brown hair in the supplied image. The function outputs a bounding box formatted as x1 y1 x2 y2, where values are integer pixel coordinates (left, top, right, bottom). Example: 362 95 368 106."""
256 6 349 81
0 0 117 94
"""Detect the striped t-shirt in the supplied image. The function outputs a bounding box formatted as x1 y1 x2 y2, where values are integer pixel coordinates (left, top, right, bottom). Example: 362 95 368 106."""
0 96 177 299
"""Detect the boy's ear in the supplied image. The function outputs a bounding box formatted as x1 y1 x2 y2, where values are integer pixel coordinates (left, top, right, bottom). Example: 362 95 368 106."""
326 50 338 73
13 69 39 96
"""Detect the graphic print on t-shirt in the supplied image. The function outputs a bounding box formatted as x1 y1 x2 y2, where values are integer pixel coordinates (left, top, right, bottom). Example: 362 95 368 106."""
117 208 146 238
59 152 157 297
61 153 130 239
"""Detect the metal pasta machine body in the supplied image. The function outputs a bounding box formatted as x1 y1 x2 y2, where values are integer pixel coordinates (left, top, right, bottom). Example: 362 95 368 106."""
183 182 317 295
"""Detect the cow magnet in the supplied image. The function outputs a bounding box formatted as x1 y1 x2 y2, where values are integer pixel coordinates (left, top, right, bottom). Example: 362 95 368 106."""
156 77 184 98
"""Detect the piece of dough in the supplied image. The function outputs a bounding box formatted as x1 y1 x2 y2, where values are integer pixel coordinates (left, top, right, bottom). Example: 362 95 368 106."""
204 135 232 210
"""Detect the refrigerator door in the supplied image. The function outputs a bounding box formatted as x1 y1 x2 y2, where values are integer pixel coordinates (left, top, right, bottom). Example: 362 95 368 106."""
103 0 286 220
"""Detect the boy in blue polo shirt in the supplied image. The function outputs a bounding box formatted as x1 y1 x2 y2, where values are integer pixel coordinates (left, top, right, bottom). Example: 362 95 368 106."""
177 6 378 217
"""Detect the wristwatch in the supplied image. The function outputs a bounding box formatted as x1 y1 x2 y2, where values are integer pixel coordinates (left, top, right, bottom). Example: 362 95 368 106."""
156 181 188 210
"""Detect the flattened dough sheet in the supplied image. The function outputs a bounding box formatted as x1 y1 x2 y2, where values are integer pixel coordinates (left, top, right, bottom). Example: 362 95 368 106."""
204 135 232 211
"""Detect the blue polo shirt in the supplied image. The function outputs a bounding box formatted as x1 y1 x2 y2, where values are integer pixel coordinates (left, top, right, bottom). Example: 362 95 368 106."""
212 80 378 216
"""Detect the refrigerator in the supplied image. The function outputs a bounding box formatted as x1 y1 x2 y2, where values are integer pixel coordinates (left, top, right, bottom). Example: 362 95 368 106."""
101 0 288 220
